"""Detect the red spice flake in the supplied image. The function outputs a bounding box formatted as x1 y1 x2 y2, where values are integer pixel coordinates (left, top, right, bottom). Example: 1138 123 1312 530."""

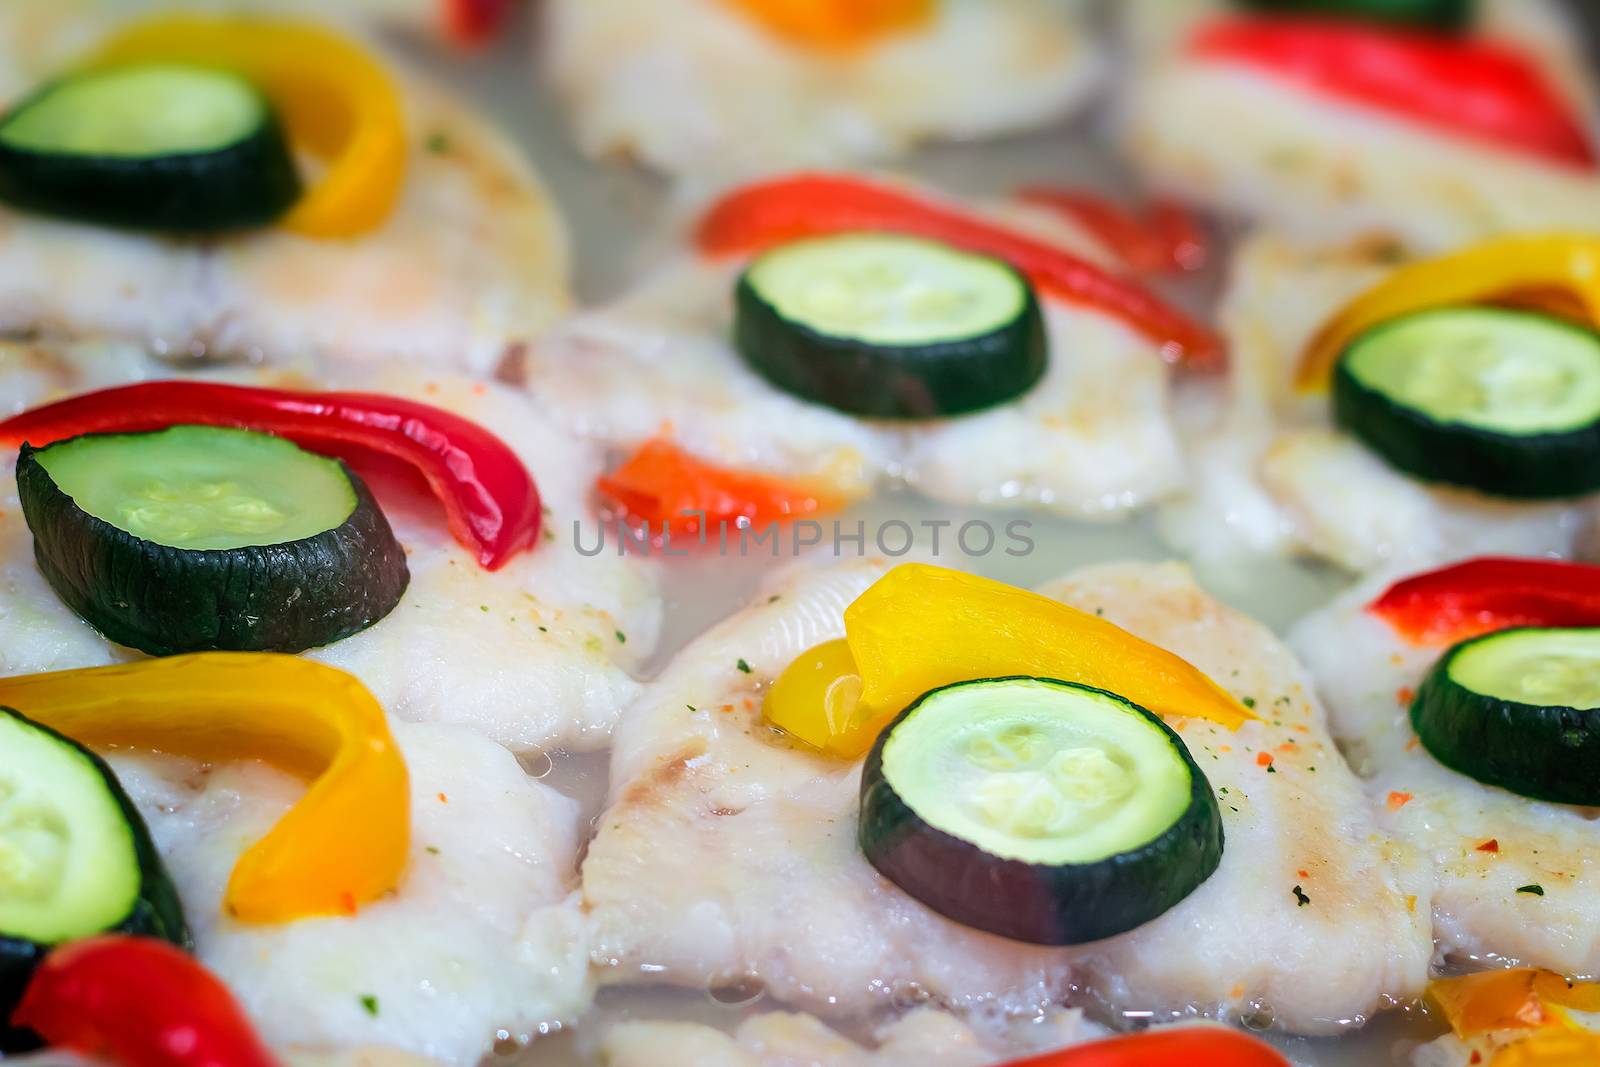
437 792 449 803
1256 752 1274 767
1297 869 1309 878
1387 791 1413 811
1396 686 1416 706
1276 740 1298 753
719 703 735 713
1477 839 1500 853
1292 724 1310 734
742 698 755 710
1406 736 1422 752
339 891 357 915
1469 1052 1482 1065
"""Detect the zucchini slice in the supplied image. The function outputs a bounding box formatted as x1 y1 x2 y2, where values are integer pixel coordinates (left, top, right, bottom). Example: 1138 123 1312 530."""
0 63 300 232
859 677 1223 945
1413 627 1600 805
1334 308 1600 499
1234 0 1473 29
735 232 1047 419
16 425 409 656
0 707 188 1031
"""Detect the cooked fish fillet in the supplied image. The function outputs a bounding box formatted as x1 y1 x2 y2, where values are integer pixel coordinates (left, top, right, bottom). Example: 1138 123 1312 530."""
1156 233 1599 574
528 245 1183 520
581 559 1429 1035
1119 0 1600 251
0 358 660 752
0 5 568 375
108 720 590 1066
1292 580 1600 979
543 0 1101 179
598 1007 1105 1067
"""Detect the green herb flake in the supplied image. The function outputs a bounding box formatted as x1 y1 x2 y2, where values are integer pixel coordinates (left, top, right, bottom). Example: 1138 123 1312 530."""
359 994 380 1017
424 846 440 855
426 131 450 154
1293 885 1311 907
736 658 752 674
1517 884 1546 896
479 605 489 613
615 630 627 644
1242 696 1256 709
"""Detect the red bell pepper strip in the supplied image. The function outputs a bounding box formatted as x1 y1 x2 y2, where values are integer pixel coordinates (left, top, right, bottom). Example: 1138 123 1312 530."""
996 1028 1291 1067
1368 557 1600 646
695 173 1226 369
597 438 847 538
1187 16 1596 169
1016 187 1209 274
443 0 514 45
0 381 540 571
13 936 280 1067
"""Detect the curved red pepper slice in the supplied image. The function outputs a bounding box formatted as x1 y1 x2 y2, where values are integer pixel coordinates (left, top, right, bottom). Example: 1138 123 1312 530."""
1016 187 1209 274
0 381 540 571
1368 557 1600 646
997 1028 1291 1067
1187 16 1596 169
598 438 846 537
443 0 514 45
13 936 280 1067
695 173 1225 369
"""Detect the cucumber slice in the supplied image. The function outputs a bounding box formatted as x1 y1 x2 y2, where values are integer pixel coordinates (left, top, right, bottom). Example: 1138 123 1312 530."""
1334 308 1600 498
16 426 409 656
1413 627 1600 804
1234 0 1473 29
735 233 1047 419
859 677 1223 945
0 707 188 1031
0 63 300 232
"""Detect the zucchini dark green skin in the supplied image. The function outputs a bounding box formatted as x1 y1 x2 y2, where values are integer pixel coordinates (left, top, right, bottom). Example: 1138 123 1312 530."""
0 100 300 233
1333 353 1600 500
734 273 1048 420
1412 631 1600 805
0 707 189 1051
16 441 410 656
1235 0 1473 29
858 677 1224 946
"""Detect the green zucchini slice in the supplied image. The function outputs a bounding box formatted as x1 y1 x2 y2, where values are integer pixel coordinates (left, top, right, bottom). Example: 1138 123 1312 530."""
16 425 409 656
735 232 1047 419
1412 627 1600 804
0 63 301 232
1334 308 1600 499
1234 0 1473 29
859 677 1223 945
0 707 188 1032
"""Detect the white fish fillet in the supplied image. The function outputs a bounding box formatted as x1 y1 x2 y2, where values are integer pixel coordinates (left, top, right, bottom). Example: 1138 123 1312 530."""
581 558 1429 1035
598 1007 1105 1067
107 720 590 1066
0 358 661 752
528 240 1183 520
543 0 1101 180
1119 0 1600 251
1292 580 1600 979
1156 232 1599 574
0 5 569 375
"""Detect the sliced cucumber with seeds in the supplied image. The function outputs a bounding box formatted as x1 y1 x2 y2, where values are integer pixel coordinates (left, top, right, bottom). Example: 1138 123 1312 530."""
0 63 300 232
0 707 188 1035
859 677 1222 945
1335 308 1600 498
17 425 408 656
735 233 1047 419
1413 627 1600 804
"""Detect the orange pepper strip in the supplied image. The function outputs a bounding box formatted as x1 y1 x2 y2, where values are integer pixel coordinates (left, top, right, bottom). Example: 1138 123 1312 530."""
0 654 409 923
722 0 933 50
597 438 850 537
1492 1029 1600 1067
94 16 408 238
1430 969 1600 1038
766 563 1254 758
1296 235 1600 392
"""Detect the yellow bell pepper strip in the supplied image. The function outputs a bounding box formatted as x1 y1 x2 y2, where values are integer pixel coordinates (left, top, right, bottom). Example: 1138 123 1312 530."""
723 0 933 51
94 15 407 238
1296 235 1600 392
1428 969 1600 1066
764 564 1254 758
0 654 409 924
